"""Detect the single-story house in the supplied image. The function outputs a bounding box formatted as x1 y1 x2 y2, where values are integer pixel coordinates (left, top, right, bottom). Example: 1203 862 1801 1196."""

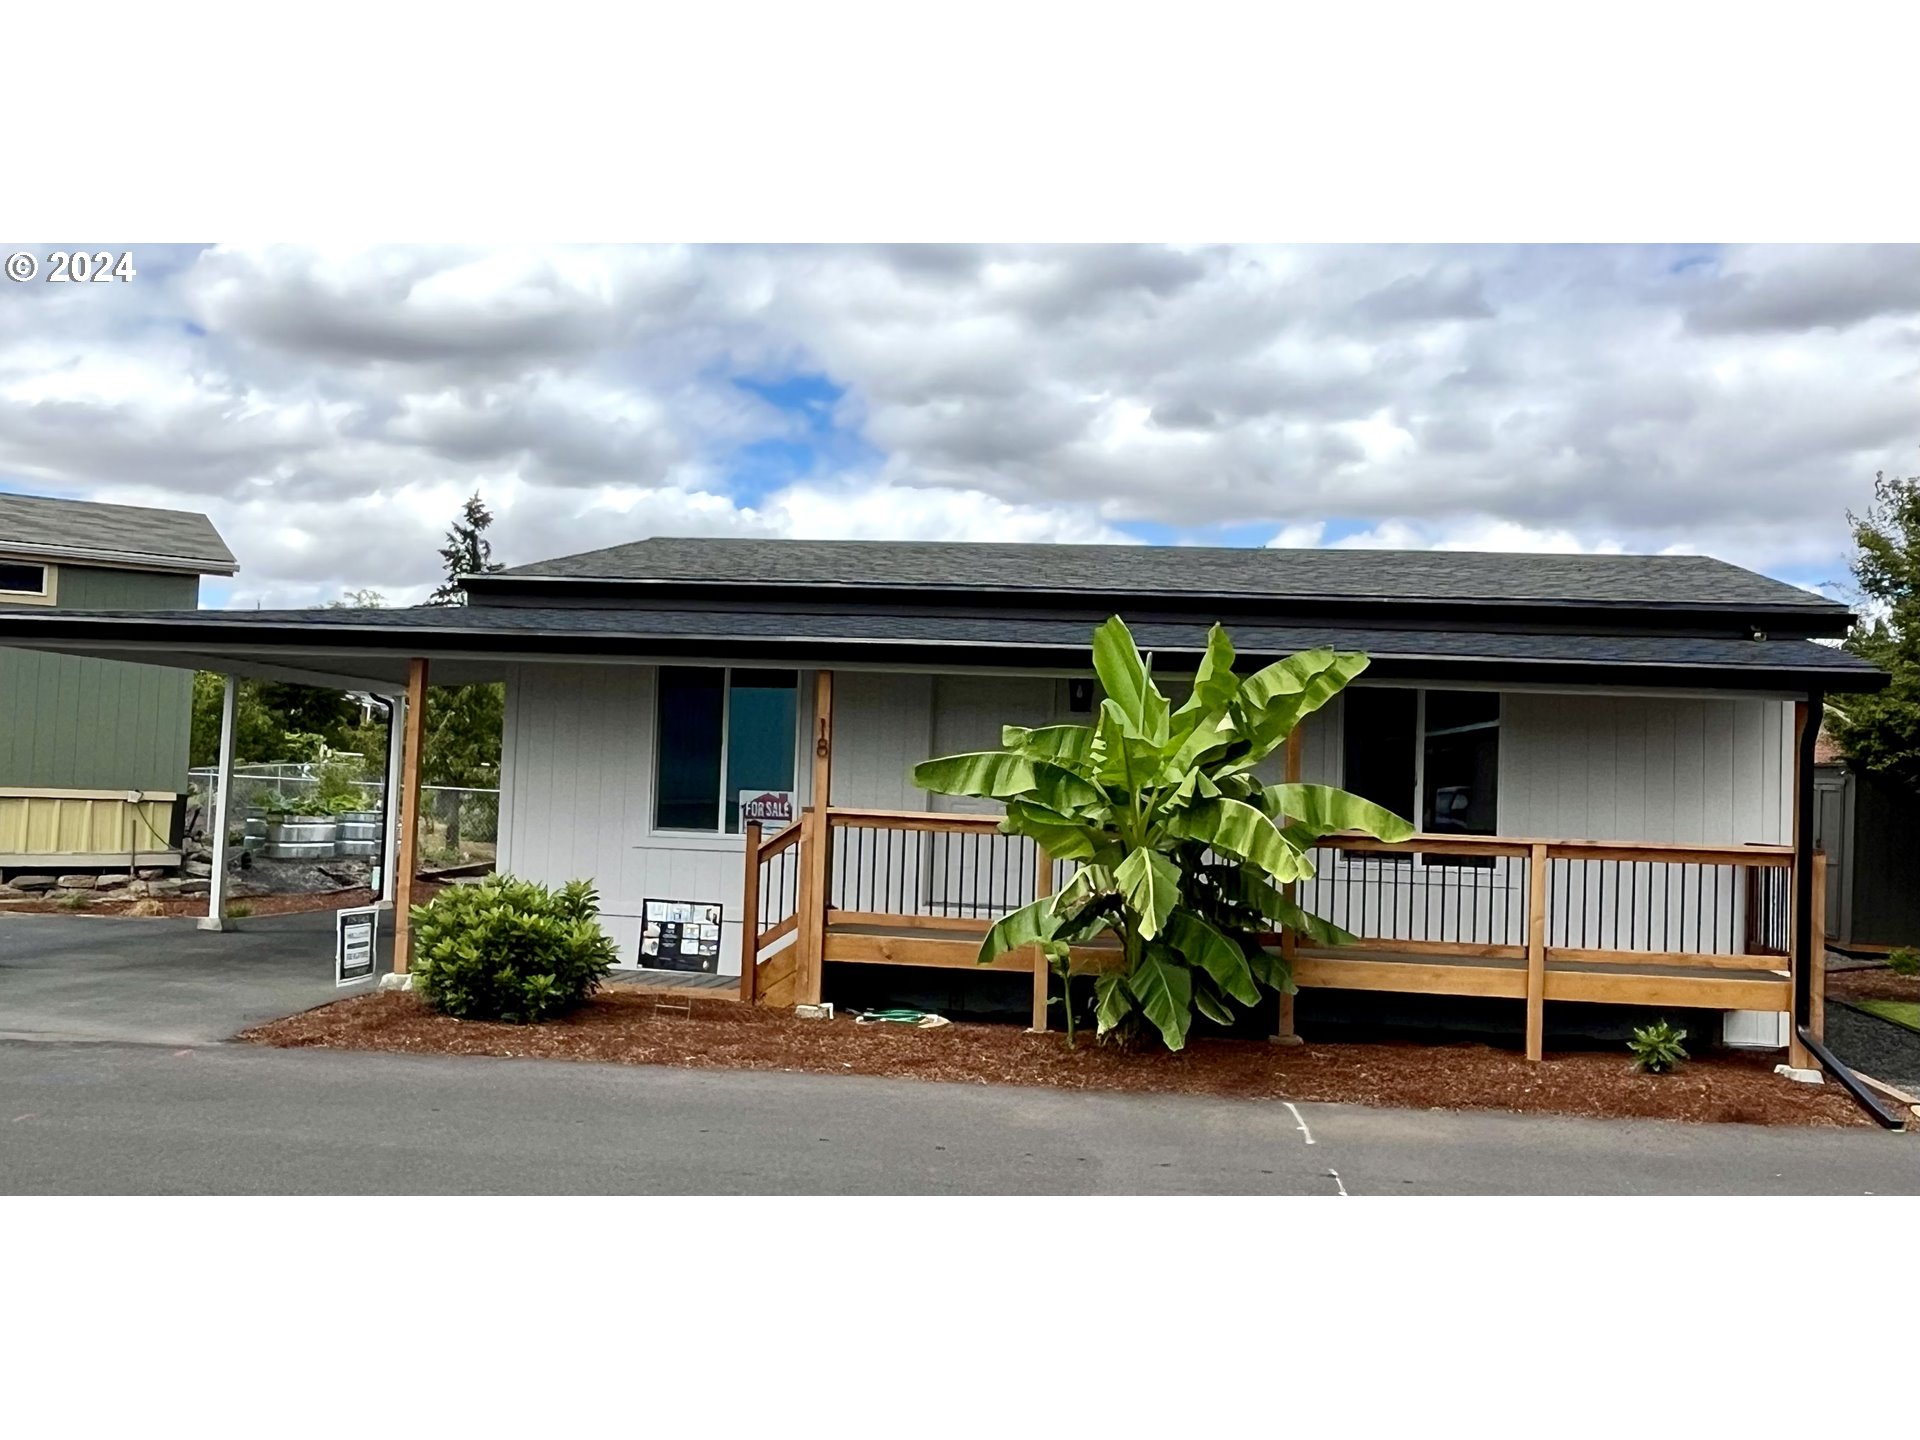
0 492 236 873
0 535 1887 1083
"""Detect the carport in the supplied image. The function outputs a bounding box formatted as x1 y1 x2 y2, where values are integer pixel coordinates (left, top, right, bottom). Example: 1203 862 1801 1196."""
0 609 511 963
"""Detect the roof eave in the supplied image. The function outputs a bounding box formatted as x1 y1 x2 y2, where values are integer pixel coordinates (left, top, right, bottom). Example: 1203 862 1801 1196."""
0 538 239 576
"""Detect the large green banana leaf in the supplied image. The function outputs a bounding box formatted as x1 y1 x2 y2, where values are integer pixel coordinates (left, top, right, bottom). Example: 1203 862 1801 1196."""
1263 782 1416 842
1092 616 1170 743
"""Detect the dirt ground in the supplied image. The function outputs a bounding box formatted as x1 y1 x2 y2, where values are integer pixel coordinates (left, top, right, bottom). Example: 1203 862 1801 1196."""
1828 964 1920 1006
241 990 1870 1128
0 882 447 920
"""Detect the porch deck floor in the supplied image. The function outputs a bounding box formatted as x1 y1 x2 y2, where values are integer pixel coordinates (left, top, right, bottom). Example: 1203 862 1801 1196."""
608 969 739 997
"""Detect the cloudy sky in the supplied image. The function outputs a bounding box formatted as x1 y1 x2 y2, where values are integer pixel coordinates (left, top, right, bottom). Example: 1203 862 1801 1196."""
1 243 1915 609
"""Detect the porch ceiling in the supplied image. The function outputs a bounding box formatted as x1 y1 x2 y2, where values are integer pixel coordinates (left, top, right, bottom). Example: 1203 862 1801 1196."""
0 601 1887 692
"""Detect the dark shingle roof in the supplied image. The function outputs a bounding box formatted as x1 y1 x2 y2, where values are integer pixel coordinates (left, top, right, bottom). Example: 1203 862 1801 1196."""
0 491 237 574
491 536 1838 613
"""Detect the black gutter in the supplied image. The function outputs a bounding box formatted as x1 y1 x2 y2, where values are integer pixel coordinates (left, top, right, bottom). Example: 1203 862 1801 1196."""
1793 693 1907 1128
0 622 1889 693
457 574 1857 637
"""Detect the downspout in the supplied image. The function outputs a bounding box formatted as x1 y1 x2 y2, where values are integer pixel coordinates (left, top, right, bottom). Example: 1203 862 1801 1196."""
1794 691 1905 1128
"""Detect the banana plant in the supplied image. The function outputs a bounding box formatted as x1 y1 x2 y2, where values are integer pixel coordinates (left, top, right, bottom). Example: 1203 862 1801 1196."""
912 616 1413 1050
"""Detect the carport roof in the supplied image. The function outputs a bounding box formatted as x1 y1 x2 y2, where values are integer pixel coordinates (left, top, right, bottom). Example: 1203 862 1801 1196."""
0 599 1886 694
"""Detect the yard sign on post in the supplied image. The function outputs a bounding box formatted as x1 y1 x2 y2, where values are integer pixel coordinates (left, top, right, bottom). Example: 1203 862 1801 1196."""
336 904 380 986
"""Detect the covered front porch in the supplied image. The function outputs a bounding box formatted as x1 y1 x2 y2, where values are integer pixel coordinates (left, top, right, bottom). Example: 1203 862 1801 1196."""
739 672 1832 1070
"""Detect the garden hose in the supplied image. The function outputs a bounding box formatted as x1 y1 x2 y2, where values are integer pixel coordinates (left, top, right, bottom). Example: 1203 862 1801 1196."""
854 1008 950 1028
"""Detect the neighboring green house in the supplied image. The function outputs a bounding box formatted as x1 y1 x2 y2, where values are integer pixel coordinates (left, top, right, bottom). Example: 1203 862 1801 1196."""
0 492 236 873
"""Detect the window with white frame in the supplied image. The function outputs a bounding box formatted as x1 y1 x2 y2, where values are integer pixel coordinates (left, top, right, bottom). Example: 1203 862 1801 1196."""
1341 688 1500 860
0 560 49 596
654 667 799 834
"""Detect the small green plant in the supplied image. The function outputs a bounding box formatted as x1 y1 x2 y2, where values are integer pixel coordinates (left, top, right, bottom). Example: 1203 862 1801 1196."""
1628 1020 1689 1074
227 901 254 919
1888 947 1919 978
58 892 92 910
411 874 616 1023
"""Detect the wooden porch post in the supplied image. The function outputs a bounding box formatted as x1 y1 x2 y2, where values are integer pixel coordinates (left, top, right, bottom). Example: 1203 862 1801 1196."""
196 674 238 933
392 658 429 973
1525 842 1548 1061
1031 844 1054 1032
740 820 762 1004
1274 723 1304 1044
800 670 833 1004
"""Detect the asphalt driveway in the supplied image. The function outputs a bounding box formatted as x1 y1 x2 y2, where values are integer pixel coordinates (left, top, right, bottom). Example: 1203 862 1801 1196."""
0 908 388 1046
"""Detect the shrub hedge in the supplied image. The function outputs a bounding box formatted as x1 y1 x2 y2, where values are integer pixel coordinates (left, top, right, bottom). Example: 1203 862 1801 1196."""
411 874 616 1022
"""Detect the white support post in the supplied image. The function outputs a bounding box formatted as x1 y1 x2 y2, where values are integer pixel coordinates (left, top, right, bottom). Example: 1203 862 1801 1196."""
379 692 406 908
197 675 238 932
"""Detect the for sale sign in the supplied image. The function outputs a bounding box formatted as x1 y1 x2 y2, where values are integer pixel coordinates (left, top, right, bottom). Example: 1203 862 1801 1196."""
336 905 380 986
738 788 796 828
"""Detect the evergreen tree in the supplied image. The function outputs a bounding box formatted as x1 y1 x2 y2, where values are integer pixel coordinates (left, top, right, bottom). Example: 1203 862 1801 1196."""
422 491 507 851
1829 465 1920 795
430 492 503 606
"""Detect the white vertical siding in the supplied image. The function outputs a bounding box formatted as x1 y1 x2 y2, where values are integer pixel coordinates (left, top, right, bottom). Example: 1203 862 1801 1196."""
830 671 934 811
1501 693 1792 844
499 662 761 975
496 666 1799 995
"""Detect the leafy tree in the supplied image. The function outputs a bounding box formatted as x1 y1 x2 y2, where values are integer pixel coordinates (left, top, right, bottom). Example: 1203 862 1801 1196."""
1829 466 1920 795
422 491 507 847
913 616 1412 1051
189 672 291 767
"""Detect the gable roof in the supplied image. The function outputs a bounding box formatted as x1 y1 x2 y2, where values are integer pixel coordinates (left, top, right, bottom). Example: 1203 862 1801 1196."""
0 491 238 575
487 536 1839 616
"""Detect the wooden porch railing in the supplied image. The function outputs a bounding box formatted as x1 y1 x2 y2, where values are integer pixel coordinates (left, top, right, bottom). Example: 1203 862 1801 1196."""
740 808 1814 1062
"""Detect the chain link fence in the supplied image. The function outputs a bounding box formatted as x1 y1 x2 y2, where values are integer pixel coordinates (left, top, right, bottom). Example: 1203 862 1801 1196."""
187 765 500 869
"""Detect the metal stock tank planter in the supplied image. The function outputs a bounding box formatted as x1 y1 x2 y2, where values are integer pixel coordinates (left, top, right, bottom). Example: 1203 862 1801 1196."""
333 810 383 859
266 817 338 860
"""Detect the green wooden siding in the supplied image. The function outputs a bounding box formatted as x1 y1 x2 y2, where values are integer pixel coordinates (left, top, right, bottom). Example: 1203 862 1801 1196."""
0 565 199 793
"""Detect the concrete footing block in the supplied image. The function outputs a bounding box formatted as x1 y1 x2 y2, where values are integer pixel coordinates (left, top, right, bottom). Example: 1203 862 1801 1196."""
377 973 413 992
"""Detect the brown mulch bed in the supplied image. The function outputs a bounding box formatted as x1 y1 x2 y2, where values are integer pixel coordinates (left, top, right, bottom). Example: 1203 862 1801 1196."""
0 883 447 920
240 991 1869 1127
1828 966 1920 1005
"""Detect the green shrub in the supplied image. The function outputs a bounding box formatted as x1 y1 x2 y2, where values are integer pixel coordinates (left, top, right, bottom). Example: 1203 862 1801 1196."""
1628 1020 1689 1074
227 901 254 919
411 875 616 1023
1888 947 1919 978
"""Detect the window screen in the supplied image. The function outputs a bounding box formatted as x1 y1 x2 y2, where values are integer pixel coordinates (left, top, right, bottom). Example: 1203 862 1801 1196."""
722 669 798 834
0 561 46 594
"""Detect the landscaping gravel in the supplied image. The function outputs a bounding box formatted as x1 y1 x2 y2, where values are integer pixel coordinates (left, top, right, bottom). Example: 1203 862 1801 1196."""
1824 1002 1920 1098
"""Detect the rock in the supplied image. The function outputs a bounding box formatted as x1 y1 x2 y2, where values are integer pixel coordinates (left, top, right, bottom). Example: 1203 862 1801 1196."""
55 874 98 889
377 973 413 992
123 880 150 898
176 879 211 896
94 873 132 889
146 879 183 896
0 885 29 900
11 875 57 892
183 860 213 878
136 868 169 881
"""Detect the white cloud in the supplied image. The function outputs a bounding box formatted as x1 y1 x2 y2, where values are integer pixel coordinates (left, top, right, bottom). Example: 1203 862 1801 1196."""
0 242 1911 608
